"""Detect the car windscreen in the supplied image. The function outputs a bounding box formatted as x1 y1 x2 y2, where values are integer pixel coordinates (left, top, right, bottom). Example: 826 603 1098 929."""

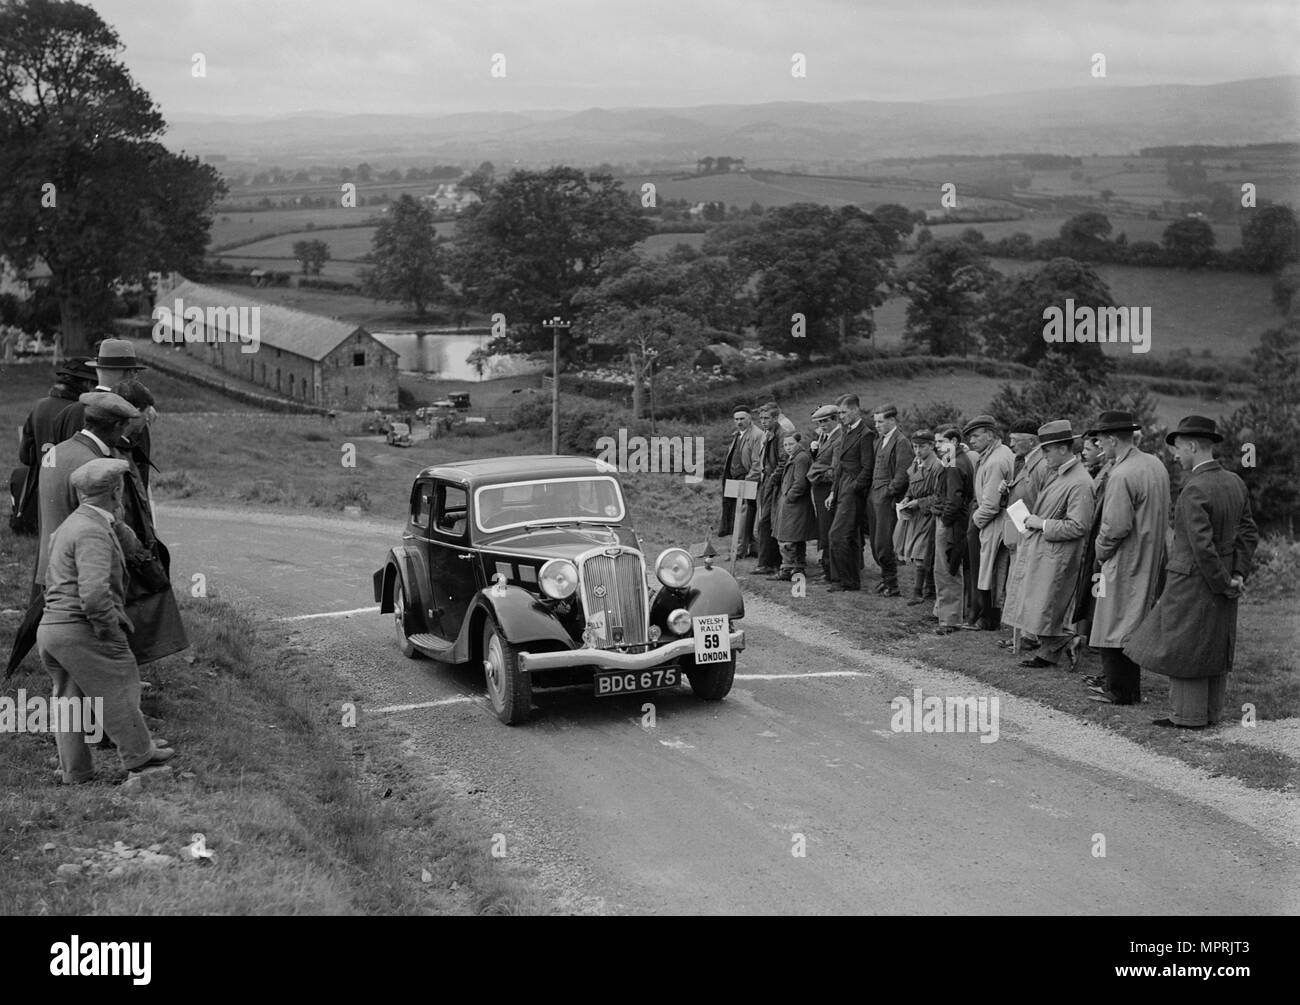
474 476 625 532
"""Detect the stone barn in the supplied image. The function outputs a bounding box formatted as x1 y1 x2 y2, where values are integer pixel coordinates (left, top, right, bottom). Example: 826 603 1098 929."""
154 279 400 410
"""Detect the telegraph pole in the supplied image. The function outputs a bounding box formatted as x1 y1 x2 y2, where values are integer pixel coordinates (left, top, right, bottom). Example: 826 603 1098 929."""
541 316 570 454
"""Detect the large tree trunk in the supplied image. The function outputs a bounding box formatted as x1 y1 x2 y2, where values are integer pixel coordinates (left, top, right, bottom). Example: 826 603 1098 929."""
59 293 92 357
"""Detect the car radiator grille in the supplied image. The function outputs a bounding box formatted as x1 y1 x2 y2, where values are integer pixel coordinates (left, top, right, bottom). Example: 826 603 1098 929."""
581 553 647 646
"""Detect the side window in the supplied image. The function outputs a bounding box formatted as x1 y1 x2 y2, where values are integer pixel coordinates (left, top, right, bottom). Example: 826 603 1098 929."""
411 481 433 529
434 483 468 537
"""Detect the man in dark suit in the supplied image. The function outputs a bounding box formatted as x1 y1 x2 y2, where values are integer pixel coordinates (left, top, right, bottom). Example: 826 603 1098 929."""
868 404 913 596
825 395 876 591
805 402 843 580
51 338 149 444
1124 416 1258 729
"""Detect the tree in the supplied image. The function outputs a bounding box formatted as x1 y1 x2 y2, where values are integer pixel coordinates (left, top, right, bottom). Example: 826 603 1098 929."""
980 257 1114 370
0 0 225 354
870 203 915 244
1162 217 1216 267
987 354 1158 440
573 247 744 333
706 202 896 360
898 240 998 356
1059 211 1113 252
451 167 653 358
292 239 330 276
355 162 373 183
574 303 706 420
360 194 445 316
459 160 495 199
1241 204 1300 273
1221 325 1300 534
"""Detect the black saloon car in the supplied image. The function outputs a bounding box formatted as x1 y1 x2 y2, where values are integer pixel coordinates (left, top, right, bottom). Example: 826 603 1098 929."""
373 456 746 724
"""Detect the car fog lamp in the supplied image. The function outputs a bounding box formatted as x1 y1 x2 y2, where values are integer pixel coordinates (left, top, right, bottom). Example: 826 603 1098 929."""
648 624 662 642
667 608 692 634
539 559 578 599
655 548 694 589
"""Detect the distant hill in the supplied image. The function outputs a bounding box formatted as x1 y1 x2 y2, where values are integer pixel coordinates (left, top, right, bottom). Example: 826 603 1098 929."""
165 76 1300 167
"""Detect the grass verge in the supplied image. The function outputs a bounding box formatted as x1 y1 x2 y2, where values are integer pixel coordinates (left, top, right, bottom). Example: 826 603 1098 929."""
0 526 550 915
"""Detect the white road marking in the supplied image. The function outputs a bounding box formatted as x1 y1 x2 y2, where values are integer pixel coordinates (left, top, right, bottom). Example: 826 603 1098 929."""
369 696 478 714
273 606 381 622
736 671 865 680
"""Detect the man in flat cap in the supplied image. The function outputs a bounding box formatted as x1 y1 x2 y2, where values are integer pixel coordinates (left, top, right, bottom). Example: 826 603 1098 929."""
868 404 913 596
37 458 174 782
717 405 765 558
999 418 1051 648
805 403 843 579
1002 421 1095 668
963 415 1016 630
1084 411 1170 705
1124 417 1258 728
11 356 97 535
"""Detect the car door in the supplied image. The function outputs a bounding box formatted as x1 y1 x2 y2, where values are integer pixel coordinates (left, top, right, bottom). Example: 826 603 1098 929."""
426 480 479 641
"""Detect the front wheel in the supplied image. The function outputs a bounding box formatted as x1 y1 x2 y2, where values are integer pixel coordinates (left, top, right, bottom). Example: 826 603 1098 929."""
686 655 736 701
483 618 532 725
393 577 420 659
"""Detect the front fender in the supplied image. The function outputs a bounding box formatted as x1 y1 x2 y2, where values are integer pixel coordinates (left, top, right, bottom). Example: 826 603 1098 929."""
374 547 431 634
470 585 574 651
650 563 745 627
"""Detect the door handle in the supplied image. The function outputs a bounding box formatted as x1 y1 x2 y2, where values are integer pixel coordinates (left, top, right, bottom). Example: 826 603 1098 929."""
457 553 474 560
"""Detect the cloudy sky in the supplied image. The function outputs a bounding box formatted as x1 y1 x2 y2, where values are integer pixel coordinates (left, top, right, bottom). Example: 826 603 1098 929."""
91 0 1300 119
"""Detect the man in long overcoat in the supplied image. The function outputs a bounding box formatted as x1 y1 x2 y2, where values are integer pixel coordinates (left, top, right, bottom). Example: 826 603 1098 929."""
1124 416 1258 728
895 429 943 604
826 395 876 592
1000 420 1052 643
933 428 974 632
867 404 913 597
1071 431 1114 647
1003 421 1095 668
772 434 817 580
1086 411 1171 705
805 403 843 579
964 415 1016 630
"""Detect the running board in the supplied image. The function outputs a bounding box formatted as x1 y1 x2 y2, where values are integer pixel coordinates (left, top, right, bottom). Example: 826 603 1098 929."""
409 633 454 656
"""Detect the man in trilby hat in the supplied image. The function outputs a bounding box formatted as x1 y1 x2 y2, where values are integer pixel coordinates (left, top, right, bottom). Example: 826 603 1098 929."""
1124 416 1257 728
11 356 98 535
51 338 148 445
1002 421 1095 668
1085 411 1171 706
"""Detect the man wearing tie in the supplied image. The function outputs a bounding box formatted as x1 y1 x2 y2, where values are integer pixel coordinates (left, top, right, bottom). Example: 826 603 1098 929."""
805 402 843 580
716 405 764 557
825 395 876 592
868 404 913 597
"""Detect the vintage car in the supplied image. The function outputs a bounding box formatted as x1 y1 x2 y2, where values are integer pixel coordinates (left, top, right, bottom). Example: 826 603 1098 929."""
372 456 746 724
449 392 471 411
386 421 413 447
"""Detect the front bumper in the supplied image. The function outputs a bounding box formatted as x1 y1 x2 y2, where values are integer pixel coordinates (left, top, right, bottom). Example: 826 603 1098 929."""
517 630 745 673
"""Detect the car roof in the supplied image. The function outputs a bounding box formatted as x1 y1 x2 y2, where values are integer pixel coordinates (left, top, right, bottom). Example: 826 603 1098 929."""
416 455 618 486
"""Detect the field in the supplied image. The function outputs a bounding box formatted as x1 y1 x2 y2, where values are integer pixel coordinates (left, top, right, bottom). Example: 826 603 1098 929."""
932 214 1245 248
210 209 385 250
876 255 1282 361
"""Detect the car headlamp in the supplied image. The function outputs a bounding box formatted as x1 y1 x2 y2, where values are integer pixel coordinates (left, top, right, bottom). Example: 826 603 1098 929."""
539 559 578 599
655 548 694 589
667 608 692 634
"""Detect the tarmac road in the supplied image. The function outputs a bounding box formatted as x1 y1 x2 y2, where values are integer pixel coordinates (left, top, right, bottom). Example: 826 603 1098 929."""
158 503 1298 915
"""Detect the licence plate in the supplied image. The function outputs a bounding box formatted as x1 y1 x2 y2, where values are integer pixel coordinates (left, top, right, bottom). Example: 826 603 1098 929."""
594 667 679 696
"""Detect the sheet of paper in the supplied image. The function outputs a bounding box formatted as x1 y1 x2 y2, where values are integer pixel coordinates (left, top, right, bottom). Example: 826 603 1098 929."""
1007 498 1030 533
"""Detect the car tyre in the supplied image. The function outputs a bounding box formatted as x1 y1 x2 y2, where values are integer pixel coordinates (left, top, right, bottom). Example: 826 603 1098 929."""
483 618 532 725
686 654 736 701
393 577 419 659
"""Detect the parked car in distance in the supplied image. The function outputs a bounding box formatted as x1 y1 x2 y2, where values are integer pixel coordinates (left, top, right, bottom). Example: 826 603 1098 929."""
372 455 746 724
386 421 413 447
449 392 471 411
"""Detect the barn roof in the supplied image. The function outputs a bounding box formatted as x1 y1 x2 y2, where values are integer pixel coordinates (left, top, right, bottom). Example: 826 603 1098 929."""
165 279 380 362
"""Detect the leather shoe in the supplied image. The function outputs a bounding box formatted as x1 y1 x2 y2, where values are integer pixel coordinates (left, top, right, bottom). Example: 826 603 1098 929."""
880 586 901 597
905 598 926 606
753 566 776 575
129 747 176 772
827 584 860 592
1152 717 1205 730
1019 656 1053 668
874 582 889 594
765 573 792 581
